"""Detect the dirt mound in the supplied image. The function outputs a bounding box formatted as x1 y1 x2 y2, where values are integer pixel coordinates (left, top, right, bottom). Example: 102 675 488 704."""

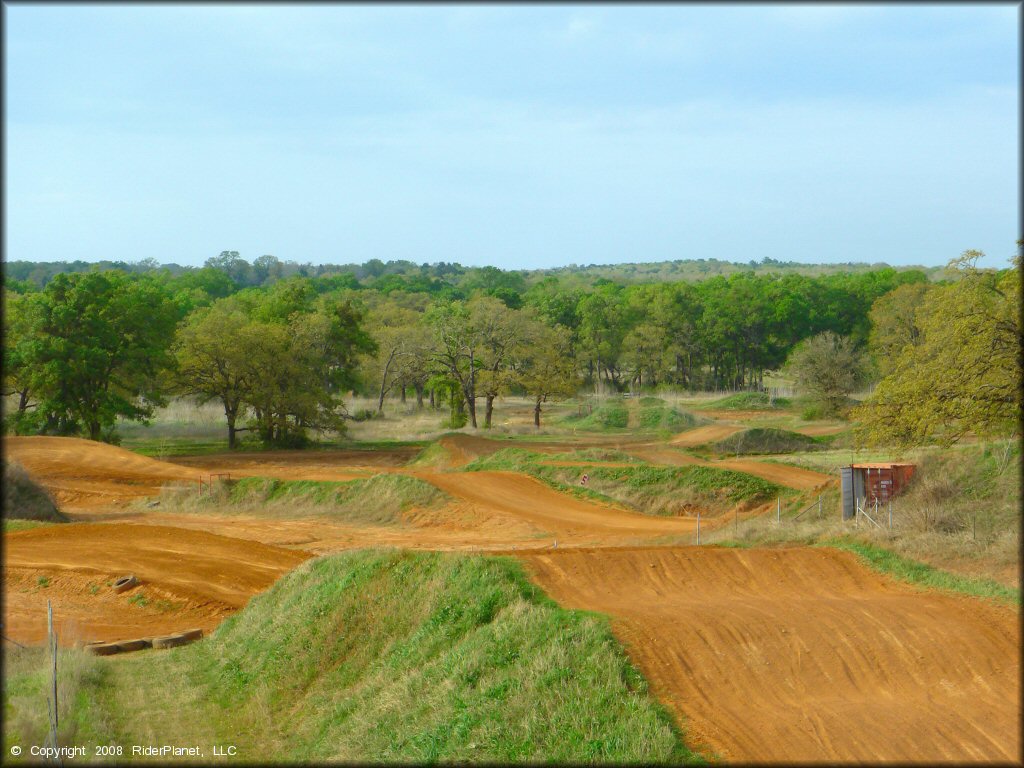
414 470 697 543
793 423 848 437
438 434 573 468
520 546 1020 763
712 427 818 455
669 424 743 447
3 436 202 509
3 523 310 646
715 459 832 491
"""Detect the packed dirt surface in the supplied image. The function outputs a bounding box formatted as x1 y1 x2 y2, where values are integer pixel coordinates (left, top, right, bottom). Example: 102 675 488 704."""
714 459 832 491
520 546 1020 763
5 435 1017 763
170 446 420 476
414 470 696 543
5 436 202 510
669 424 744 447
4 523 309 646
793 423 848 437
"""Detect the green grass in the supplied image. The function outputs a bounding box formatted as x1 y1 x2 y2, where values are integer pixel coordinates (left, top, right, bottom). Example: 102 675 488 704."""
819 537 1019 606
465 448 786 516
701 392 791 410
407 440 454 467
161 473 451 525
3 519 57 533
3 551 704 763
637 401 705 433
712 427 820 455
562 400 630 430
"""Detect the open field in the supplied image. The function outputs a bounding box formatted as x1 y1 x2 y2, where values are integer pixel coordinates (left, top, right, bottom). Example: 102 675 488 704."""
3 396 1020 764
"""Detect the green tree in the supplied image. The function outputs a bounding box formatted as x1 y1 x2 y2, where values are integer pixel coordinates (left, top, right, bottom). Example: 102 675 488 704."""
2 289 42 427
26 272 179 441
173 301 259 448
518 322 577 428
867 282 932 377
785 331 868 418
855 251 1021 446
426 301 480 428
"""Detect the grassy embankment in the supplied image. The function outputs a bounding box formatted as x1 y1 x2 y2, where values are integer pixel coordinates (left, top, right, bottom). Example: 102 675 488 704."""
464 447 788 516
562 397 705 436
698 391 791 410
704 439 1020 594
3 460 68 524
3 551 703 764
710 427 829 455
152 473 449 524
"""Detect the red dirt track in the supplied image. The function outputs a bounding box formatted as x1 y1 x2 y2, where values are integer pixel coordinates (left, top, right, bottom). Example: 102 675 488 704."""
520 546 1020 763
4 436 1020 763
4 523 309 645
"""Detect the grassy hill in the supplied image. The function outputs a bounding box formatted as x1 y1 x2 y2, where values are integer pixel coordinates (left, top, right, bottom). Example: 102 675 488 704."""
3 551 702 763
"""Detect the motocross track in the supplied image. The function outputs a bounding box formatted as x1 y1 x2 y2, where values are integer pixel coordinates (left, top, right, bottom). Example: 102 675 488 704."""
5 436 203 509
4 523 309 645
520 546 1021 763
4 436 1019 762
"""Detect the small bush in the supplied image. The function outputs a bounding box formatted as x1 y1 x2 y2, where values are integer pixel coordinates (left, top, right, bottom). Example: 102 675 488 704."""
704 392 791 410
712 428 819 455
2 461 68 522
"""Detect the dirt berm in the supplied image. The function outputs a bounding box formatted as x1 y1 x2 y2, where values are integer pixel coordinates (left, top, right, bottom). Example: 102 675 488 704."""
4 523 310 645
519 545 1020 763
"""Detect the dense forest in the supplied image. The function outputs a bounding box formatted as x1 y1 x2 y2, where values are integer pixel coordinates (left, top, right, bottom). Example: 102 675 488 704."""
2 250 1018 448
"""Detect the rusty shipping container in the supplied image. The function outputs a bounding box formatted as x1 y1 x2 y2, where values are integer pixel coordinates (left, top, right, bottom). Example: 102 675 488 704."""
841 463 916 519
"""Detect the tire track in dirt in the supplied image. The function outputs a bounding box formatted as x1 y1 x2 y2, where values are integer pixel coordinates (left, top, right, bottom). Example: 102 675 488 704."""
412 470 696 542
669 424 744 447
518 546 1020 763
4 523 310 645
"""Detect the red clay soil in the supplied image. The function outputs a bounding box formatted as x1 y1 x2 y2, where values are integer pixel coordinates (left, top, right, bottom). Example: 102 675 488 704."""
413 470 696 543
793 423 849 437
669 424 744 447
519 546 1021 763
3 523 309 646
714 459 832 491
4 436 203 510
170 446 419 477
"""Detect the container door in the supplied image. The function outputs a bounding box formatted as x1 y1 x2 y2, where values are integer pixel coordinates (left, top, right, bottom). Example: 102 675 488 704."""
841 467 855 520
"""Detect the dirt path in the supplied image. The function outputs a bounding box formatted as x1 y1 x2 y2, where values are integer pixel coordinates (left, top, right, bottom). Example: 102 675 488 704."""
412 470 696 542
4 523 310 646
519 546 1020 763
5 436 203 509
669 424 744 447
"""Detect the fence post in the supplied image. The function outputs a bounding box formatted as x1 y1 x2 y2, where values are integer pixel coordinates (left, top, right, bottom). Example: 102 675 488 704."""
818 495 822 519
47 601 61 765
696 510 701 545
888 501 892 530
734 507 738 539
776 496 781 524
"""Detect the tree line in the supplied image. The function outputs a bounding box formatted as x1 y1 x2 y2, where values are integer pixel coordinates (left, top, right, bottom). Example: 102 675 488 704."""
2 249 1018 448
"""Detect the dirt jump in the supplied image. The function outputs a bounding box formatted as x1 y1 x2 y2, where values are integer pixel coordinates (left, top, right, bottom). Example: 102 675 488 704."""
5 436 203 510
4 436 1019 763
4 523 309 646
520 545 1020 763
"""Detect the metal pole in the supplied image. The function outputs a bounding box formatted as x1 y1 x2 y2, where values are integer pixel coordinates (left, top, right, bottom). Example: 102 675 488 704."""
818 495 822 519
47 600 61 763
734 507 738 538
888 501 892 530
776 496 781 524
696 511 701 545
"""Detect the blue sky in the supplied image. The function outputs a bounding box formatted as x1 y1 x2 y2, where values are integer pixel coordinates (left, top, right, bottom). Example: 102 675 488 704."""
4 4 1019 269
